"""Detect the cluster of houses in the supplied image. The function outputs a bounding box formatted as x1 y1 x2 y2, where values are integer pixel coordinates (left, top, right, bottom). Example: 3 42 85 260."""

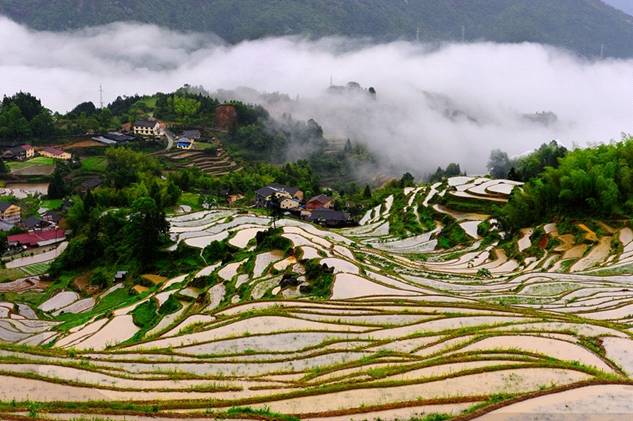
0 201 65 251
92 119 165 146
255 183 353 227
92 121 205 150
2 144 71 161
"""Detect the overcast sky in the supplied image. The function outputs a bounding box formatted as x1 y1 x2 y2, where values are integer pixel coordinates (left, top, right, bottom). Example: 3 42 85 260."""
1 16 632 173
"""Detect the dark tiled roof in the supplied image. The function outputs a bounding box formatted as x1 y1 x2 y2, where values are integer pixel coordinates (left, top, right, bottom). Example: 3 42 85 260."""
255 186 276 197
0 202 13 212
182 130 201 139
4 146 24 156
268 183 301 195
134 120 158 128
308 209 350 222
80 177 103 191
21 215 42 229
43 211 62 223
103 132 135 142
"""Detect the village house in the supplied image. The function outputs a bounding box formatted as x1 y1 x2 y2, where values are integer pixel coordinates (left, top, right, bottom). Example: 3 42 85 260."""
92 131 136 145
306 194 333 210
255 184 304 208
181 129 201 140
0 202 21 224
133 120 162 137
176 136 194 150
39 147 71 160
20 215 47 231
280 197 301 210
42 210 62 226
8 228 65 249
308 208 353 228
2 144 34 161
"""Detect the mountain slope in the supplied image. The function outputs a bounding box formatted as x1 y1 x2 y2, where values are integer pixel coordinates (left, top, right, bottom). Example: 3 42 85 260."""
1 0 633 57
603 0 633 16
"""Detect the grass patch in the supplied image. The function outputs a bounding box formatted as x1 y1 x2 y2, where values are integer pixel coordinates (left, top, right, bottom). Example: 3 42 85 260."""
7 156 55 170
178 192 202 210
40 198 63 210
225 406 299 421
80 156 107 172
0 267 27 283
131 299 159 329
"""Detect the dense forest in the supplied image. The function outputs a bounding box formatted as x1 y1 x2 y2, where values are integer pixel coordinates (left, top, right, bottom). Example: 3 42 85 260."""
2 0 633 57
498 137 633 229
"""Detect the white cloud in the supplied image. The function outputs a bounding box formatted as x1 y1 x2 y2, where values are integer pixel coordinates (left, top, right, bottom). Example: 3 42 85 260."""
1 16 632 174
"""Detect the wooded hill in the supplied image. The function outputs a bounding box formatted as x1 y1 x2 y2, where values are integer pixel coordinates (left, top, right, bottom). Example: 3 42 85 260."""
2 0 633 57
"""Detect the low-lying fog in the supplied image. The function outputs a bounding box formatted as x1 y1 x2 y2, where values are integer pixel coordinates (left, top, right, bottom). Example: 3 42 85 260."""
1 16 632 173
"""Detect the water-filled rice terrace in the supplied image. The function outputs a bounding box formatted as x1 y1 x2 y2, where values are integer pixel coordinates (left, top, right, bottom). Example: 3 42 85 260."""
2 177 633 420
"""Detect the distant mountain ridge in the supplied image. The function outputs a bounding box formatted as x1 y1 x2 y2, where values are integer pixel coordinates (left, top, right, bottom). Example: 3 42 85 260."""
2 0 633 57
603 0 633 16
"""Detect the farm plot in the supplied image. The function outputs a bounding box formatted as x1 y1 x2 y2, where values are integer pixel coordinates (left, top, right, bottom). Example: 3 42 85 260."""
0 182 632 420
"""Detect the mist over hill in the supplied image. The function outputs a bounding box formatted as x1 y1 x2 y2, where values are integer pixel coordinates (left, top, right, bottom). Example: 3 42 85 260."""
2 0 633 57
2 15 633 176
603 0 633 16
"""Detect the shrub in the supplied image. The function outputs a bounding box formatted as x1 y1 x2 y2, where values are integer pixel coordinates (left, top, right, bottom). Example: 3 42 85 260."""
132 299 159 329
203 240 237 263
90 267 111 289
255 228 293 254
158 294 182 315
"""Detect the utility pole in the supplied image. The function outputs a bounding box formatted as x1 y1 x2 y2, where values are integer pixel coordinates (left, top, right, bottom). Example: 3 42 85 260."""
99 84 104 109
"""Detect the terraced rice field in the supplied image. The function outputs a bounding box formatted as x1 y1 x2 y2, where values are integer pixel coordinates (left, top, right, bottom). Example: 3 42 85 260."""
155 144 241 176
2 178 633 420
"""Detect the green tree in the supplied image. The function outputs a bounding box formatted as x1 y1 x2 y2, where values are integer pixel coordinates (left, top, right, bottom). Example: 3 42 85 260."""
363 185 372 198
47 166 67 199
173 96 201 122
488 149 512 179
399 172 415 187
126 197 169 266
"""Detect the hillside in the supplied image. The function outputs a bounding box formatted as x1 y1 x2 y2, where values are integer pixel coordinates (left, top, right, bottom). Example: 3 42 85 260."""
604 0 633 16
3 175 633 420
2 0 633 57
